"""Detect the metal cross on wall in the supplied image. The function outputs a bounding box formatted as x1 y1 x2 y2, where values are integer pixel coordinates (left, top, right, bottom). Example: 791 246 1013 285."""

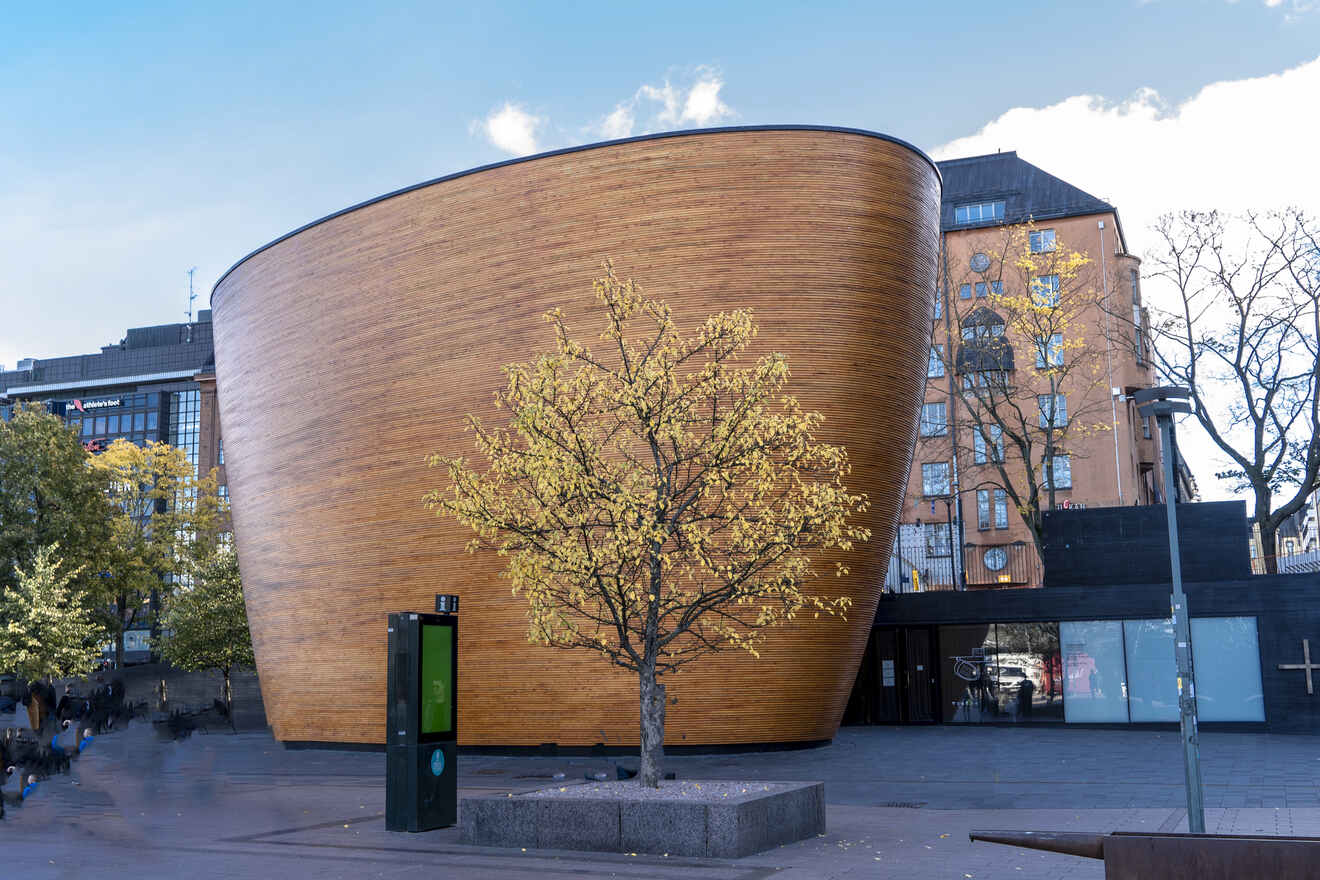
1278 639 1317 695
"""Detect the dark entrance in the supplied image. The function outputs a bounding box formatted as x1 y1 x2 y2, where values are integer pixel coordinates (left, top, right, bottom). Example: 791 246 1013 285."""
842 626 938 725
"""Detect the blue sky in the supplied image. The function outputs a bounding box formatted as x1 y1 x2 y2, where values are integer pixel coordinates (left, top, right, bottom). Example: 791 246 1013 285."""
3 1 1319 497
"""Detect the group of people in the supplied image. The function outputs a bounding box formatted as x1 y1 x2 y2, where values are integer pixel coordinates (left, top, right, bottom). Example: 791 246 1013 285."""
0 676 127 818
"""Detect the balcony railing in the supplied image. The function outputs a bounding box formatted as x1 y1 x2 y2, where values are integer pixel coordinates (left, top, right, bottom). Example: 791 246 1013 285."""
963 541 1040 588
1251 549 1320 575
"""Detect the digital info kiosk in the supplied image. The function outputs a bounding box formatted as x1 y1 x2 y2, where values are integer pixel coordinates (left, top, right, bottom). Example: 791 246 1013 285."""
386 600 458 832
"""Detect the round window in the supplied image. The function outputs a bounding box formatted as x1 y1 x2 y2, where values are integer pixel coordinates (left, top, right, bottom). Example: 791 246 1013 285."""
984 546 1008 571
970 252 991 273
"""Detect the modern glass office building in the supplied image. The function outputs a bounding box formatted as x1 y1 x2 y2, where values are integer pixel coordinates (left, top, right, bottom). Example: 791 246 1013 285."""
0 313 215 465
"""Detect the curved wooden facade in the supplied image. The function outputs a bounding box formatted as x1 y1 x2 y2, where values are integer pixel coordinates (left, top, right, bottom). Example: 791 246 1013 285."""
211 127 941 746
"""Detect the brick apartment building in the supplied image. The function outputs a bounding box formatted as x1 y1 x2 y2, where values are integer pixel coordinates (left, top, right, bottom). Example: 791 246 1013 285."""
888 151 1193 592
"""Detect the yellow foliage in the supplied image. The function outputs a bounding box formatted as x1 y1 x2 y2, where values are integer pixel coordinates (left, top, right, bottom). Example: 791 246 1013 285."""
426 261 867 676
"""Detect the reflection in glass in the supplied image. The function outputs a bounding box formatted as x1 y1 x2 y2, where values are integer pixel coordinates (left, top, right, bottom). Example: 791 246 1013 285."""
1124 619 1179 722
940 625 996 722
941 623 1062 723
992 623 1063 722
1061 620 1129 722
1191 617 1265 721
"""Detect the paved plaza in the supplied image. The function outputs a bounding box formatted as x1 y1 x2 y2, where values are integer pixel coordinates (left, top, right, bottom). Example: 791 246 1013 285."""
3 712 1319 879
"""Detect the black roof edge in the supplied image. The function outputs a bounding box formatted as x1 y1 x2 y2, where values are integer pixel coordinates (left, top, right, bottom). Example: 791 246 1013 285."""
935 150 1019 166
210 124 943 304
945 205 1131 256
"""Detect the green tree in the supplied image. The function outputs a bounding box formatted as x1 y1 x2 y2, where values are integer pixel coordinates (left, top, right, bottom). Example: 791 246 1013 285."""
157 550 254 722
0 543 103 682
428 262 868 787
90 439 222 667
0 402 114 627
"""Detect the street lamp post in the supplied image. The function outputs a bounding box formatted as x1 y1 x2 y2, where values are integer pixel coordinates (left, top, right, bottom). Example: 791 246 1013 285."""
1134 386 1205 834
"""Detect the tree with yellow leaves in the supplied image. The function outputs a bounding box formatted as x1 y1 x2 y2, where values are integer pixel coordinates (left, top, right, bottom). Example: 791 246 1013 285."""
931 224 1112 558
90 439 222 668
428 262 869 787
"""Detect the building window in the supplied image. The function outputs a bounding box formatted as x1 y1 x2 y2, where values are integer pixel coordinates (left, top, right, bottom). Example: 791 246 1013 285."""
928 345 945 378
922 462 951 496
920 402 948 437
994 489 1008 528
1031 274 1060 307
925 522 952 557
1030 229 1057 253
962 281 1004 299
169 390 201 475
217 436 224 465
963 370 1009 391
1035 333 1064 369
1130 268 1141 305
974 425 1004 463
1045 454 1072 489
976 490 991 530
1038 393 1067 428
1143 415 1151 439
932 288 943 320
1133 305 1146 364
954 200 1005 225
961 321 1005 341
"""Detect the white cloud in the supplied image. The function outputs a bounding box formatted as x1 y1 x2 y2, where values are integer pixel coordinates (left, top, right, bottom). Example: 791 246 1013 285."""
931 55 1320 251
599 104 635 140
682 77 733 126
592 69 735 140
471 102 543 157
931 55 1320 500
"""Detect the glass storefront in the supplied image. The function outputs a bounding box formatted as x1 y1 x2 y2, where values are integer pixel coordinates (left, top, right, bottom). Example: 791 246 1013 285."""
1061 620 1128 722
1125 619 1180 722
939 622 1063 723
1190 617 1265 721
942 616 1265 725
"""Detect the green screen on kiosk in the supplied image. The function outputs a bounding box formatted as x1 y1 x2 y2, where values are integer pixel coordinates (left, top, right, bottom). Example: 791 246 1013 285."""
420 623 454 735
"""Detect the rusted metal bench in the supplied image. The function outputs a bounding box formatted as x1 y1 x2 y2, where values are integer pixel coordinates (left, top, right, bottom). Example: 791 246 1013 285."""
971 829 1320 879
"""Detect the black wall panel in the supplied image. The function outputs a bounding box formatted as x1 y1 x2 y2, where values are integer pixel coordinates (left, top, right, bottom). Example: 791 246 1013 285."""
1042 501 1251 587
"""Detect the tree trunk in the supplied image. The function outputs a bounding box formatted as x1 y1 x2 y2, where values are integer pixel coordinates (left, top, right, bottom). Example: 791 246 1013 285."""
1258 516 1279 575
638 667 667 788
115 593 127 670
222 667 235 730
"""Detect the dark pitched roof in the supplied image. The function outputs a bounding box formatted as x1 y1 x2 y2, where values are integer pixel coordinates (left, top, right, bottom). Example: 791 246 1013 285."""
935 151 1126 249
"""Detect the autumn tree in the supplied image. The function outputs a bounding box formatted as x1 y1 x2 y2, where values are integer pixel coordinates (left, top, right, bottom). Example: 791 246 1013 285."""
90 439 222 667
931 224 1112 557
157 549 254 722
0 402 114 628
1129 209 1320 571
428 262 869 787
0 543 104 682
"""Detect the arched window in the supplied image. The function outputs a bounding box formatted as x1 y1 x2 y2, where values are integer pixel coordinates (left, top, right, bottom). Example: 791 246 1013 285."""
956 308 1015 374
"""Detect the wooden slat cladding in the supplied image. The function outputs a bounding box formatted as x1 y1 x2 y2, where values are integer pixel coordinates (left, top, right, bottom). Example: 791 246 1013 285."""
211 128 940 746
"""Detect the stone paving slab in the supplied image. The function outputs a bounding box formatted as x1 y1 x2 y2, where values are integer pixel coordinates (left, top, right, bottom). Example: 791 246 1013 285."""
3 713 1319 879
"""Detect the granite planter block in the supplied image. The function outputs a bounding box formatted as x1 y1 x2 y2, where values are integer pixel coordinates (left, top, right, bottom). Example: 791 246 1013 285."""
620 800 707 856
461 781 825 858
459 796 539 849
536 798 620 852
709 782 827 858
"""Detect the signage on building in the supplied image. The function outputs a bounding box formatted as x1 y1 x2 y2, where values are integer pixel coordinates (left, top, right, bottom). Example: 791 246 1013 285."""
72 397 122 412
